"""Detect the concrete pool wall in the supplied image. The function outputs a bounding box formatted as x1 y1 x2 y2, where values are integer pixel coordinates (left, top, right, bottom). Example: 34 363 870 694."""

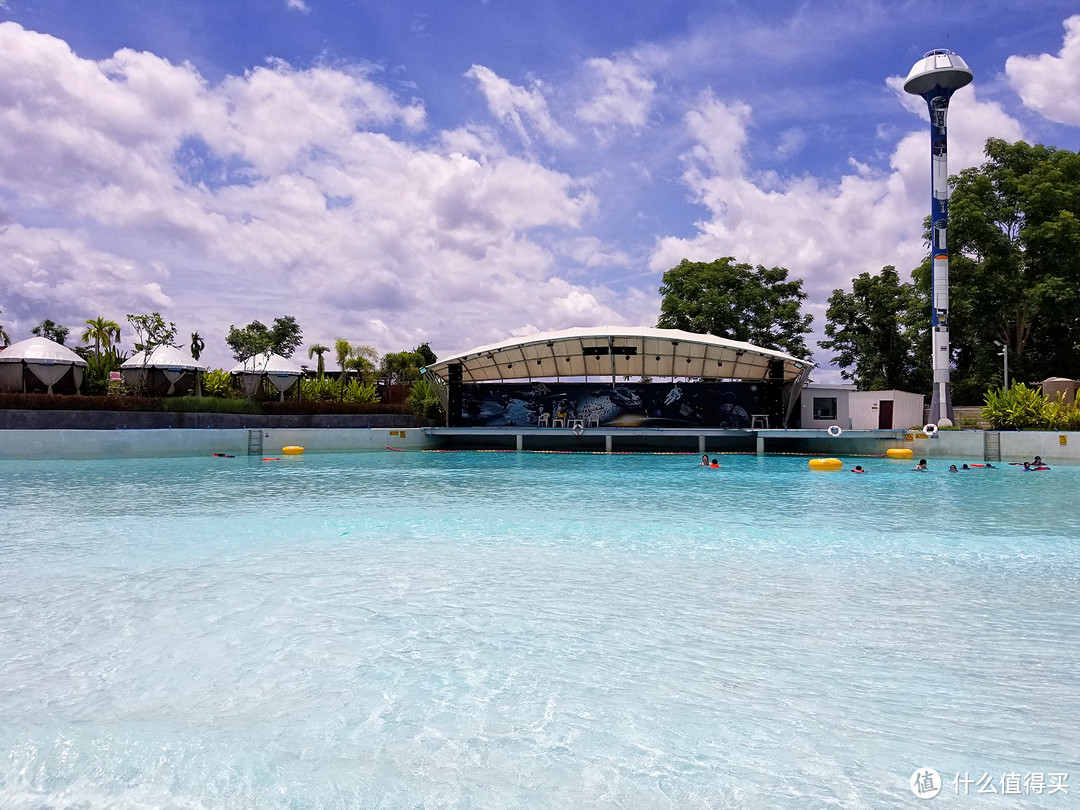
1 425 1079 463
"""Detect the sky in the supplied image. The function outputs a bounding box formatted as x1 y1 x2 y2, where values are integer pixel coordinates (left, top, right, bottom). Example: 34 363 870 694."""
1 0 1079 379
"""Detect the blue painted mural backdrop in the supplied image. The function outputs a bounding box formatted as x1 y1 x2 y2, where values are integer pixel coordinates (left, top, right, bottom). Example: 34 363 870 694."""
458 382 783 428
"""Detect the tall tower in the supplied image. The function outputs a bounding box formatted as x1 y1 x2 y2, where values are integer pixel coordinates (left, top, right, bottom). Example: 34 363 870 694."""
904 49 972 427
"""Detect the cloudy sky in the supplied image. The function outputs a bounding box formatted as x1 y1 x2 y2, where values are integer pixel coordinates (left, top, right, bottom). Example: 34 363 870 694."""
1 1 1079 376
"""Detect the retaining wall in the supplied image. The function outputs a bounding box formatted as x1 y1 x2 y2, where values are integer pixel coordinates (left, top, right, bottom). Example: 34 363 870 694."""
905 429 1080 465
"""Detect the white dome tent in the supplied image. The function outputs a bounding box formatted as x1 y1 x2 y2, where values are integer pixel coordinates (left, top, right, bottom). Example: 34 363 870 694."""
0 337 88 394
229 353 304 401
122 345 207 396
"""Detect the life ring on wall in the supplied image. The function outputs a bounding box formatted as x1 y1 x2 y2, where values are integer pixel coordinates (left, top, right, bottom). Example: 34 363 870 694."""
923 424 938 436
282 445 305 454
571 424 584 437
808 457 843 471
827 425 843 437
886 448 914 459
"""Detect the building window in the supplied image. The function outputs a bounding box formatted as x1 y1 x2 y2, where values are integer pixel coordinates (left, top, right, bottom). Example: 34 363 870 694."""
813 397 837 421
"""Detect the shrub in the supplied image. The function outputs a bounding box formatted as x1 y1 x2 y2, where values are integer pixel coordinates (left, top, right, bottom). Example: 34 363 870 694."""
982 383 1051 430
202 368 238 398
406 378 444 420
342 378 379 404
1042 394 1080 431
297 376 339 402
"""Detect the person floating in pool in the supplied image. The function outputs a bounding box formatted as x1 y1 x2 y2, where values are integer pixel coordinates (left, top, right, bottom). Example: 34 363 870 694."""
710 457 721 468
949 464 958 472
851 465 865 473
700 454 710 466
914 459 928 471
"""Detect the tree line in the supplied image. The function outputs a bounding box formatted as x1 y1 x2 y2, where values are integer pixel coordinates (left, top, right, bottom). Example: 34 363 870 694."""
0 309 437 405
656 138 1080 404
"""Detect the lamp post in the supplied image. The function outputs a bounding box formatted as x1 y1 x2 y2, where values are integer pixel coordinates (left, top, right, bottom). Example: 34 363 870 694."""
993 340 1009 389
904 49 973 427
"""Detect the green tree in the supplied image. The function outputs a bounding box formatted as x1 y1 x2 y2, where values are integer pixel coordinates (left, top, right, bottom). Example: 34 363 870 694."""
31 318 70 345
126 312 177 395
344 344 379 384
334 338 378 399
268 315 303 358
940 138 1080 401
307 344 329 378
190 332 205 361
81 317 121 357
821 266 930 391
127 312 177 355
415 342 437 366
380 350 425 386
227 316 302 364
0 308 10 346
226 321 273 365
657 257 813 357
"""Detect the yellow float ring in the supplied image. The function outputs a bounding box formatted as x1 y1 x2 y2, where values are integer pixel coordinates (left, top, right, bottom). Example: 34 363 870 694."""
808 457 843 471
282 445 305 455
886 448 913 459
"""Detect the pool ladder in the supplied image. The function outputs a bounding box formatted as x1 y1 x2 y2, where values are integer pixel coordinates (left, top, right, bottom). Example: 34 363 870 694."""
983 431 1001 462
247 429 264 456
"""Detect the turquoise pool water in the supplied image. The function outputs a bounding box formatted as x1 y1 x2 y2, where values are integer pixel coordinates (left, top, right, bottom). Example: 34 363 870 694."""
1 451 1078 808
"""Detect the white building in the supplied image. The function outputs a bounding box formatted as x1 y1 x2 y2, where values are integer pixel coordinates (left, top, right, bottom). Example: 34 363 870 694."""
800 385 925 430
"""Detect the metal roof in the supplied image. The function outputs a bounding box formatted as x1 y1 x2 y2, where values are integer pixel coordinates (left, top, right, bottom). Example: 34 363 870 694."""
421 326 814 384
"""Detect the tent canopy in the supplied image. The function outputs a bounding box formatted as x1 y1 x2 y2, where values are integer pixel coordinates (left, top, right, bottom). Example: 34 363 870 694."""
422 326 814 385
122 345 206 371
0 336 87 366
229 353 304 400
228 353 304 376
0 336 88 394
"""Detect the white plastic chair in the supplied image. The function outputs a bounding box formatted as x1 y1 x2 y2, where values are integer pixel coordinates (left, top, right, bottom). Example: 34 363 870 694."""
538 413 550 427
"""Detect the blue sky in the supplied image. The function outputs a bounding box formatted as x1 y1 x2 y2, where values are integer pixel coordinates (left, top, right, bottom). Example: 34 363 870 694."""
1 0 1079 378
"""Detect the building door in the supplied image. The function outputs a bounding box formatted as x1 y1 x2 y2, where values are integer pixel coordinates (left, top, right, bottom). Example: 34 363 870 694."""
878 399 894 429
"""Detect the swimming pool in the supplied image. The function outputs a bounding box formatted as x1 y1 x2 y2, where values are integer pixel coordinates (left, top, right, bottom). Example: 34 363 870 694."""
1 451 1077 808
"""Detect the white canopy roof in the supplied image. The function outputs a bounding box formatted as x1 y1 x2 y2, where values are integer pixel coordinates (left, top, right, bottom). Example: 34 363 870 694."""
422 326 814 384
0 336 87 366
122 345 206 371
228 353 304 376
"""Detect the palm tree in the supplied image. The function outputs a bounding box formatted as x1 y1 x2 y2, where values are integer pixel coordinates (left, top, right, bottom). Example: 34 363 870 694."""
350 344 379 382
333 339 379 398
307 343 329 379
190 332 205 361
81 317 121 357
334 338 352 398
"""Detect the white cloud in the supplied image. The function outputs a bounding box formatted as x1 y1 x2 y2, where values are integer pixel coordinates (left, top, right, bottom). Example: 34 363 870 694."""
650 79 1028 360
0 23 611 368
465 64 574 149
286 0 311 13
575 56 656 130
1006 14 1080 126
680 92 752 181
